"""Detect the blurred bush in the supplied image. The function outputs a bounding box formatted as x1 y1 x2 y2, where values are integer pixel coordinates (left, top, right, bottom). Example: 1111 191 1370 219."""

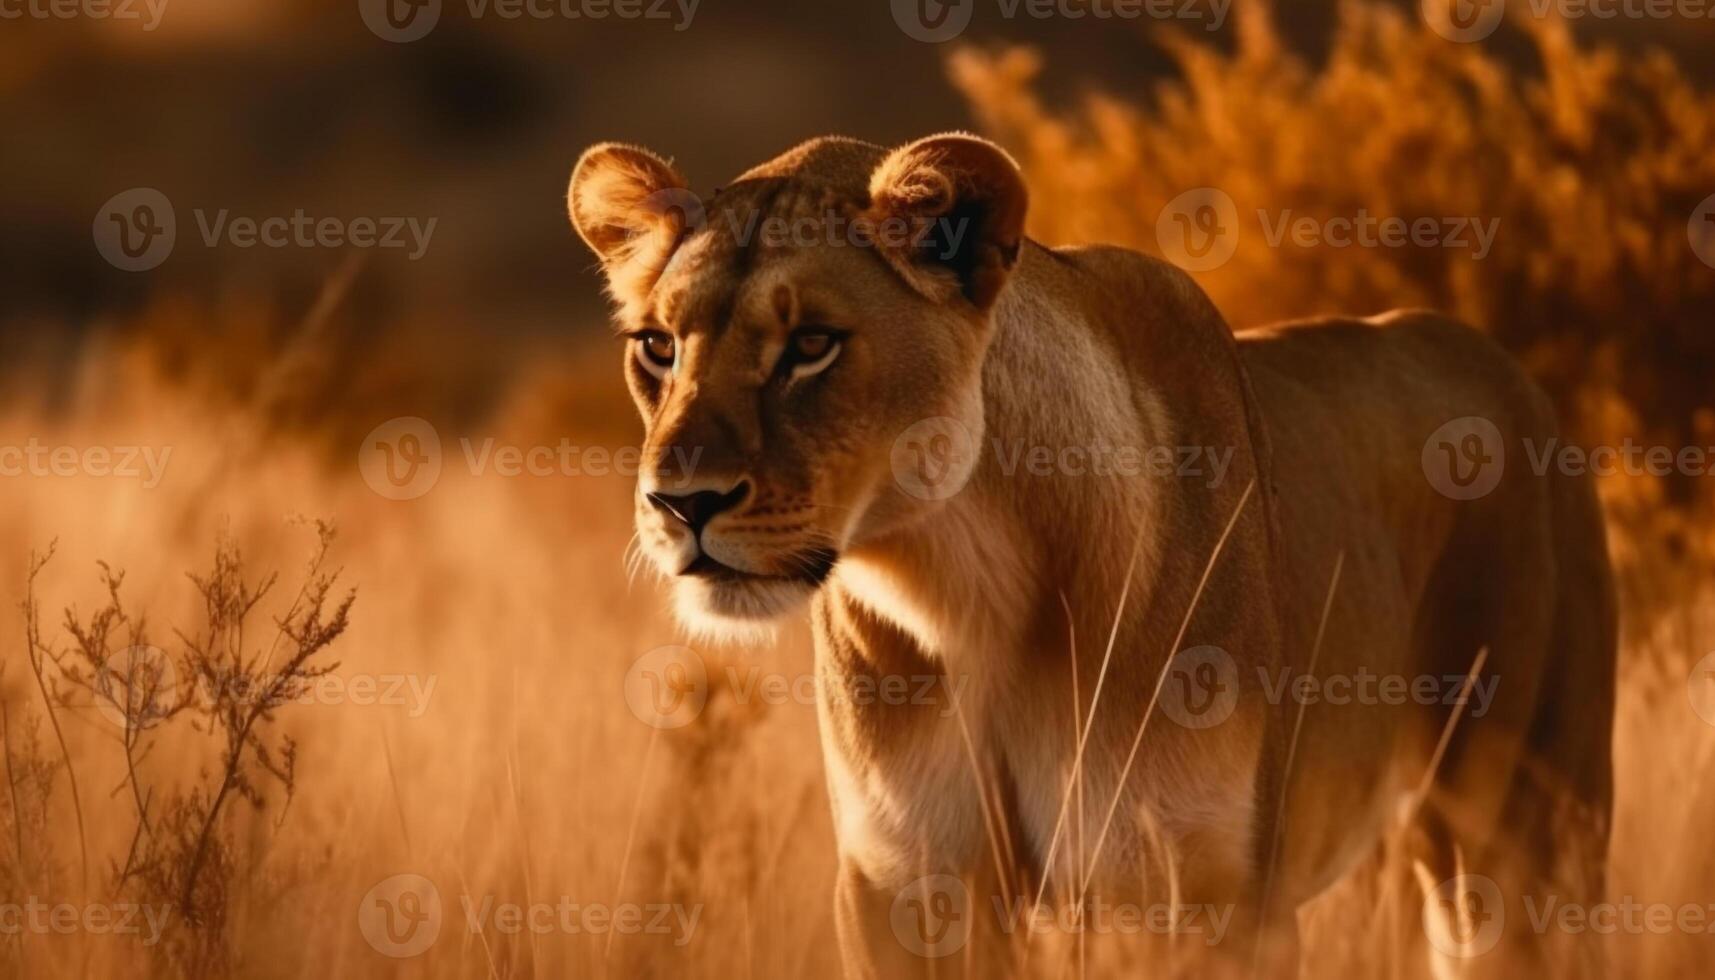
952 1 1715 532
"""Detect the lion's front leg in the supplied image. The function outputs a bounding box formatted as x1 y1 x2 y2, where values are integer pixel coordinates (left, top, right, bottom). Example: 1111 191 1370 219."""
835 857 1028 979
836 861 953 980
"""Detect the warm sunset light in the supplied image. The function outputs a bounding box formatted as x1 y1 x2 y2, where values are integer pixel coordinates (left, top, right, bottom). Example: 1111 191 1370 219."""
2 1 1713 977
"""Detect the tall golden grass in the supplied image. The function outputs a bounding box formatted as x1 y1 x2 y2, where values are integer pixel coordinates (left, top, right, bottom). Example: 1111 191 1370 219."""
3 3 1714 977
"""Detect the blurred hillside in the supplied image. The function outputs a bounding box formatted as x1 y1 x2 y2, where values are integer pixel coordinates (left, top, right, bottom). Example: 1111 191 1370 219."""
3 0 1711 337
2 0 1713 519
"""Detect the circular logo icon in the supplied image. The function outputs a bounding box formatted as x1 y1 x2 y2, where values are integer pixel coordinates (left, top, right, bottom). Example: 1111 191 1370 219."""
359 0 442 42
624 645 708 729
359 417 443 501
1421 0 1504 43
1421 416 1505 501
92 644 180 732
1688 653 1715 728
890 416 979 502
639 187 708 242
1160 645 1239 729
94 188 176 272
1689 193 1715 270
890 874 971 958
358 873 443 957
1423 874 1504 959
891 0 974 42
1155 187 1239 273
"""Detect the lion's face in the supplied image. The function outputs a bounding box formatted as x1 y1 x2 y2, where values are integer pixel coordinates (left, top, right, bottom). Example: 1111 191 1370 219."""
568 136 1026 635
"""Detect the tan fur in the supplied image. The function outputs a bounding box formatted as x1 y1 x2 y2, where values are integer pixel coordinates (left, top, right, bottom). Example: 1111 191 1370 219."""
569 134 1617 978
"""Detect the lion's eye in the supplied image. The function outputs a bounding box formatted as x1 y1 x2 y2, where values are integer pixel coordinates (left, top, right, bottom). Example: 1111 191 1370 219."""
781 328 842 380
790 331 833 361
634 331 676 378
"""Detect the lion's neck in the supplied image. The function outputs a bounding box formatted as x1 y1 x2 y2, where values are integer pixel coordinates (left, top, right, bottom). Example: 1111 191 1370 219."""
832 486 1040 669
831 285 1169 669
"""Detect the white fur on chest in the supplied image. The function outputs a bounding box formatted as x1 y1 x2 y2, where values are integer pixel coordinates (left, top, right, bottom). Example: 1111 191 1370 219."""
833 491 1035 669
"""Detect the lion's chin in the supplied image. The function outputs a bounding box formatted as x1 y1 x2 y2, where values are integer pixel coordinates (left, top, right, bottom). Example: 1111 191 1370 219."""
671 575 818 644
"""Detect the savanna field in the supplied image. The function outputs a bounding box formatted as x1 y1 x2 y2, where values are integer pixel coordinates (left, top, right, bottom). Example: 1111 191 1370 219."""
4 2 1715 976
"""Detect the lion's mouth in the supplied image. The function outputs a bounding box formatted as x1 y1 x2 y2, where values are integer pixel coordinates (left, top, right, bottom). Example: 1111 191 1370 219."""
678 549 838 586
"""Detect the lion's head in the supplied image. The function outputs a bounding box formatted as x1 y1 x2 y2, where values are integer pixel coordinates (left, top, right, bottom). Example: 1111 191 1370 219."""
568 134 1027 636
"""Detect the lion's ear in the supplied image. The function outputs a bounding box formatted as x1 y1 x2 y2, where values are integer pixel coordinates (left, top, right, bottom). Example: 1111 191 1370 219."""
865 133 1028 311
568 143 700 304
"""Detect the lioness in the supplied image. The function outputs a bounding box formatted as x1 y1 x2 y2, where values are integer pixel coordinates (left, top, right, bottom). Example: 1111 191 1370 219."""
568 133 1616 977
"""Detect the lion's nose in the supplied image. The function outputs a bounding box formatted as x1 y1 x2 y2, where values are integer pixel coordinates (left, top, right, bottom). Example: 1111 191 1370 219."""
646 480 751 534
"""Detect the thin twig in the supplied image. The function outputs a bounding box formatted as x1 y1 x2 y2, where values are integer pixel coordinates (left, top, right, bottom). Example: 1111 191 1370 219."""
21 544 89 896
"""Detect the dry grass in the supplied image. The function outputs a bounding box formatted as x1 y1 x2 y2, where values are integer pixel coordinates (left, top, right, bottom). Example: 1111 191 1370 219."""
3 2 1714 976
